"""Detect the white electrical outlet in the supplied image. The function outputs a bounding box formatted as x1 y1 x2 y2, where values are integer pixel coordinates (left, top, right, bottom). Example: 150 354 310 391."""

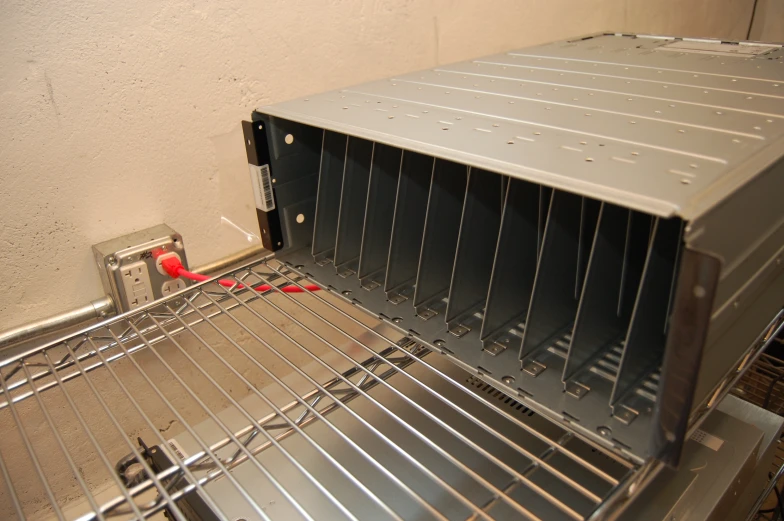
121 261 154 309
161 279 187 296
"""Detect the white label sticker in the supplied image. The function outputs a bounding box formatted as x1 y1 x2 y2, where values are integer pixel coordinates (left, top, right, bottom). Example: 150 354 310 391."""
167 438 189 460
690 429 724 451
249 163 275 212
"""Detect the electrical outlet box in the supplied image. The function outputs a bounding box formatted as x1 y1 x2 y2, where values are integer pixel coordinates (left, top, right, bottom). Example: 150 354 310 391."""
93 224 189 313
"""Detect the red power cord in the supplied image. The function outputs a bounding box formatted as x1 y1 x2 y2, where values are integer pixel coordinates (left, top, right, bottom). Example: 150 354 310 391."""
157 253 320 293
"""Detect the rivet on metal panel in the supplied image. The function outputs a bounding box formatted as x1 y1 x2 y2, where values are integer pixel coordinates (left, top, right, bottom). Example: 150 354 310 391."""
417 308 438 321
502 375 515 385
337 267 356 278
483 342 507 356
361 280 380 291
565 381 590 400
449 324 471 338
522 359 546 377
613 405 639 426
598 426 612 438
387 293 408 304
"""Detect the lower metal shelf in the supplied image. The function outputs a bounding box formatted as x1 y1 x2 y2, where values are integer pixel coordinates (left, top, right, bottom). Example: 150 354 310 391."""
0 257 639 521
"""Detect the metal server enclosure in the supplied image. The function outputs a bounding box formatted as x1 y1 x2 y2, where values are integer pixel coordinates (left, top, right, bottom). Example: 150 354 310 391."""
244 34 784 468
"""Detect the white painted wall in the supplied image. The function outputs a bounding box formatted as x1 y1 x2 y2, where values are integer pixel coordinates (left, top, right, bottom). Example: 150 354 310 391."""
0 0 769 329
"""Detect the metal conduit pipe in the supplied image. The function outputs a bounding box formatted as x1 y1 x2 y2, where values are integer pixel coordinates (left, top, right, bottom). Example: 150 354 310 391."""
0 245 266 350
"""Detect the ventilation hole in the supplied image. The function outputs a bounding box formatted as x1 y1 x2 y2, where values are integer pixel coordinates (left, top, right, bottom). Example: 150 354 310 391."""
507 140 515 144
585 157 594 162
716 111 723 115
388 116 395 119
767 119 773 123
754 126 762 130
579 141 587 145
631 151 639 156
678 129 686 133
492 123 500 127
733 139 741 143
681 179 691 185
534 131 541 135
442 127 449 130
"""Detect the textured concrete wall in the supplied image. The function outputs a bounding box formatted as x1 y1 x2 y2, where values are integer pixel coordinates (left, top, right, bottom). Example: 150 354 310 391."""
0 0 765 329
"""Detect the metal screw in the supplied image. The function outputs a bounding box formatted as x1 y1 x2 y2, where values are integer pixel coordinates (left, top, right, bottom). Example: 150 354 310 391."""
502 376 515 385
342 290 351 296
597 426 612 437
434 339 445 347
393 317 402 324
107 256 117 267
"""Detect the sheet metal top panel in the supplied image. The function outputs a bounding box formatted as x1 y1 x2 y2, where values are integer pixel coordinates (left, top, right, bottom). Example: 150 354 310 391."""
258 34 784 219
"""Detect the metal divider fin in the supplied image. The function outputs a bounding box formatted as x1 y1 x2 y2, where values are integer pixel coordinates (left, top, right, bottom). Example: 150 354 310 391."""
334 138 374 277
413 159 468 319
357 144 403 289
611 217 683 408
481 178 540 354
384 152 434 301
312 131 348 263
520 190 583 360
563 203 628 384
445 169 504 335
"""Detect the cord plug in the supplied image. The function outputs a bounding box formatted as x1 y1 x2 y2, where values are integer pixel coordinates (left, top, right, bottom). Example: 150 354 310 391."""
155 252 184 278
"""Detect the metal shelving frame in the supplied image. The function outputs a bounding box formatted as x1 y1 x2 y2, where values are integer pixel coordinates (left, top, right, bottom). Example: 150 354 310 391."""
0 257 648 521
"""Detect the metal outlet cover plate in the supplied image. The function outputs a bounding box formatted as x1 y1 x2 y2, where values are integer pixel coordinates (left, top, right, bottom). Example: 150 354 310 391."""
92 224 189 312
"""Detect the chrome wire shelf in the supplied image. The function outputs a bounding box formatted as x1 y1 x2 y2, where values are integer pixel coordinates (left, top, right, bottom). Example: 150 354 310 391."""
0 258 638 521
